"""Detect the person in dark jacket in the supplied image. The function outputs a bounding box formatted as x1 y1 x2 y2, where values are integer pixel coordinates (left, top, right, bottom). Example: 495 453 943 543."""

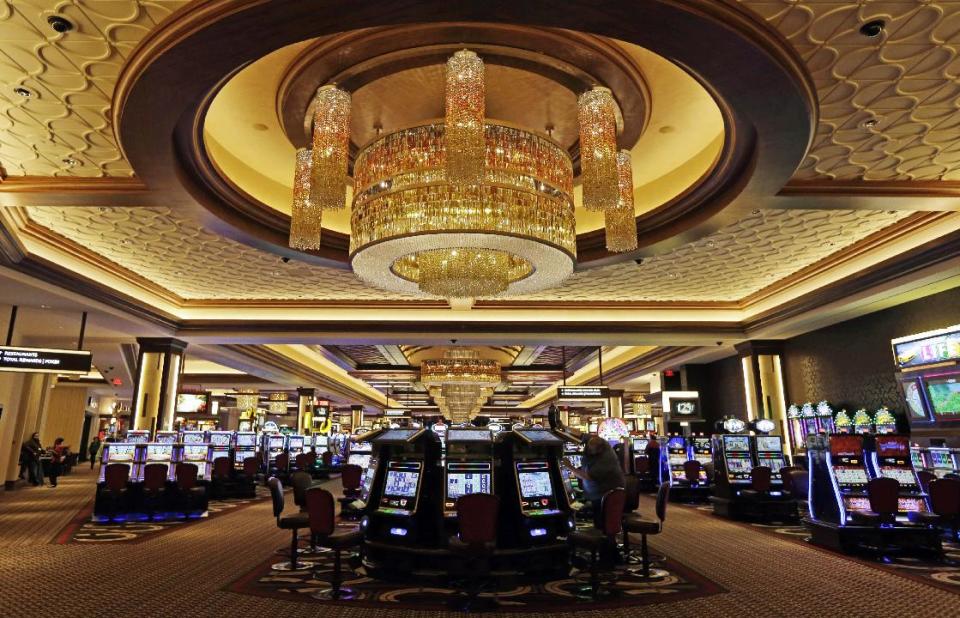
88 436 102 469
562 436 626 525
22 433 44 486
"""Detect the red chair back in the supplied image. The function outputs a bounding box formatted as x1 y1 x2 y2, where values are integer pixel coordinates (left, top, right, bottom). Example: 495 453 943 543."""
104 463 129 492
143 463 167 492
780 466 798 490
242 456 258 478
600 488 626 537
751 466 772 492
267 477 285 519
176 462 199 490
213 456 232 480
634 457 650 475
295 453 310 471
683 460 702 484
929 478 960 516
791 470 809 500
305 487 336 536
456 493 500 545
917 470 936 495
321 451 333 466
655 481 671 523
623 476 641 513
867 477 900 516
341 464 362 491
274 452 289 471
306 451 317 467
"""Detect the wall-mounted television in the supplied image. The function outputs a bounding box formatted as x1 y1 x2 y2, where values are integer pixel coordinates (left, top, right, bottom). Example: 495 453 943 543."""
175 393 209 414
899 377 930 422
924 374 960 421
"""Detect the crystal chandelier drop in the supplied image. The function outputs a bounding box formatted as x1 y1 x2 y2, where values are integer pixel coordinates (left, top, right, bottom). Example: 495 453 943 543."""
268 392 288 415
308 85 351 212
234 389 260 413
289 148 320 250
605 150 638 252
445 50 485 186
578 86 621 212
421 348 501 422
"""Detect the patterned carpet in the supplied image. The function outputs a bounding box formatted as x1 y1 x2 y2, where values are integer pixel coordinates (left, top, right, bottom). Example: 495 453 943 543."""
3 468 960 617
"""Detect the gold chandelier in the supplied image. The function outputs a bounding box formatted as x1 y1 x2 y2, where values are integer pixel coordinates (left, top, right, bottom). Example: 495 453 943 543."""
291 50 639 305
234 389 260 413
421 348 501 422
268 392 288 415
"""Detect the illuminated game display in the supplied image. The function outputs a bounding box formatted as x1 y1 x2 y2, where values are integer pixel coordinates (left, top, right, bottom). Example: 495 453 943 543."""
754 435 786 481
852 409 873 434
359 457 378 505
181 430 205 444
872 435 927 516
666 436 689 482
348 440 373 468
99 443 137 482
126 430 150 444
597 417 630 443
139 443 174 481
632 437 649 453
873 407 897 434
924 373 960 420
206 431 233 469
286 434 306 458
262 434 285 468
380 461 422 514
445 463 492 500
927 448 959 477
516 461 560 515
901 379 929 421
233 432 257 468
721 434 753 483
181 444 210 480
834 409 852 434
155 431 178 444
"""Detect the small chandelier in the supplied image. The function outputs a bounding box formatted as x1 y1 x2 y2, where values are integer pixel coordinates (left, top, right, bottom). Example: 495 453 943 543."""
268 392 288 415
605 150 637 252
421 348 501 422
234 389 260 413
578 86 620 212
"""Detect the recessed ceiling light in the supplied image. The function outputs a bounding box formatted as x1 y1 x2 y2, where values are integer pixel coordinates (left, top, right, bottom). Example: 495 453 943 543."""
13 86 35 98
62 157 81 167
252 123 269 131
47 15 74 33
751 209 761 215
40 304 51 309
859 20 885 38
861 118 878 129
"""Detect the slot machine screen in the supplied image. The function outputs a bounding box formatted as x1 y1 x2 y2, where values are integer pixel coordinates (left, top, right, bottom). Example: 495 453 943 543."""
182 432 205 444
900 378 929 420
384 470 420 498
210 433 231 447
565 455 582 469
236 433 256 447
632 438 649 452
360 459 377 502
930 449 952 468
880 467 917 486
146 444 173 460
446 472 492 500
756 436 782 452
184 445 207 459
667 436 686 451
109 444 136 460
518 471 554 499
692 438 711 452
834 467 869 485
348 454 372 469
925 374 960 419
759 457 785 474
726 457 753 475
723 435 751 452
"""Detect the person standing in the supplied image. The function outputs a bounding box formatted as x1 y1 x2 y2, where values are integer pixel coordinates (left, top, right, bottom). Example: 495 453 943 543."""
48 438 68 487
88 436 102 470
22 432 44 486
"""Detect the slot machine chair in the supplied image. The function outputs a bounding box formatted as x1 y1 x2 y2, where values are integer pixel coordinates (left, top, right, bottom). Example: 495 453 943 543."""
294 453 310 474
917 470 935 495
623 482 670 580
908 478 960 545
306 487 364 601
741 466 791 521
237 457 259 498
850 477 900 561
679 460 708 503
621 476 660 565
789 470 810 519
210 456 236 500
448 493 500 612
569 488 626 600
267 477 314 571
96 463 130 520
273 452 290 482
142 463 170 519
338 464 363 520
172 463 208 518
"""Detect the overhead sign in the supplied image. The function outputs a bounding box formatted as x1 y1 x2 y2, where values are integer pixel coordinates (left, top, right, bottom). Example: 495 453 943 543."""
385 408 409 417
558 386 609 399
892 324 960 369
0 346 92 375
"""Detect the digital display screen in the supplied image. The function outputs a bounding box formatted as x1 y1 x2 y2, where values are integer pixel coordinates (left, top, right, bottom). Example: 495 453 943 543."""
834 467 869 485
447 473 491 499
902 379 928 419
146 445 172 459
758 456 785 474
351 441 372 453
384 470 420 497
565 455 582 469
348 454 371 469
881 468 917 486
726 457 753 474
108 444 135 459
360 459 377 502
182 432 205 444
876 436 909 456
175 393 208 413
378 429 420 441
236 433 256 447
692 438 711 452
209 433 232 446
183 445 207 458
925 375 960 418
756 436 782 452
517 430 562 444
723 435 750 452
518 471 554 498
447 429 491 442
930 449 953 468
667 436 686 451
632 438 649 451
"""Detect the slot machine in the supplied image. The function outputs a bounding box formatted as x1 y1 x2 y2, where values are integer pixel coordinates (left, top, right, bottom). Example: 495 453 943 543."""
261 433 285 471
99 442 138 482
125 430 151 444
927 447 960 478
665 435 689 484
690 436 712 481
206 430 233 470
754 435 788 486
347 437 374 469
808 434 871 525
286 434 306 461
155 431 178 444
870 434 928 517
136 442 175 481
232 431 257 469
560 440 584 504
174 430 210 480
443 427 494 518
710 433 754 517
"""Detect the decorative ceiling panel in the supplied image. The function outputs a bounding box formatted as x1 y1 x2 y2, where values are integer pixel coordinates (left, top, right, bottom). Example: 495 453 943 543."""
739 0 960 180
24 205 911 303
0 1 188 177
329 345 391 366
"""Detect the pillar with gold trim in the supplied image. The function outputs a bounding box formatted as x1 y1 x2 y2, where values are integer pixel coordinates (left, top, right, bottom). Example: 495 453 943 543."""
735 340 791 457
131 338 187 434
297 387 314 435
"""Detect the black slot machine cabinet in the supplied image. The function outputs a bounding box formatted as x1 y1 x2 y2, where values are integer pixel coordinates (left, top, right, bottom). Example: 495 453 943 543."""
260 433 285 472
754 434 788 490
560 438 585 509
629 435 649 474
690 436 712 482
711 433 755 517
206 430 233 470
443 427 494 521
347 435 375 469
363 428 443 565
232 432 257 470
665 435 690 485
495 428 573 557
870 434 928 518
349 429 384 511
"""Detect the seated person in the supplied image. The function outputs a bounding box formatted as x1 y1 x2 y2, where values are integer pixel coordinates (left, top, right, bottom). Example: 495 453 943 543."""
562 436 626 527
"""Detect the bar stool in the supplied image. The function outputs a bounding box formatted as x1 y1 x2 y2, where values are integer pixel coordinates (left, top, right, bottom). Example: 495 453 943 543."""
267 477 314 571
449 493 500 611
338 464 363 519
306 487 363 600
623 482 670 580
569 488 626 599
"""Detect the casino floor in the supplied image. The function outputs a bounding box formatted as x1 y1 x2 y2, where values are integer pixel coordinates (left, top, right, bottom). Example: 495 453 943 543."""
1 466 956 618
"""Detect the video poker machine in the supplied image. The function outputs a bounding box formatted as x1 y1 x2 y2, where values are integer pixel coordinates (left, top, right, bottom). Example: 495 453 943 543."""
233 432 257 469
99 442 138 482
206 430 233 468
711 434 754 517
665 435 689 484
870 434 928 517
443 427 494 517
126 430 151 444
754 435 787 486
134 442 175 481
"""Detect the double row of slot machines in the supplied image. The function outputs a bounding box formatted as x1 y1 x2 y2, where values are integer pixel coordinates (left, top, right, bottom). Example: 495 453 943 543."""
99 430 258 483
354 426 578 577
808 433 929 526
910 445 960 479
664 435 713 485
712 433 788 494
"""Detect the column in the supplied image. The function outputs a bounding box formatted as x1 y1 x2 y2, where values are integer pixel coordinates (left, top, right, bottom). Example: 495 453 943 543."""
131 338 187 434
735 340 791 456
0 373 27 489
297 388 315 434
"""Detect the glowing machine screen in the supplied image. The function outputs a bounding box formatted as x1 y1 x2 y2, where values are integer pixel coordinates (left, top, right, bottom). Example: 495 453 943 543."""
518 471 553 499
384 471 420 498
